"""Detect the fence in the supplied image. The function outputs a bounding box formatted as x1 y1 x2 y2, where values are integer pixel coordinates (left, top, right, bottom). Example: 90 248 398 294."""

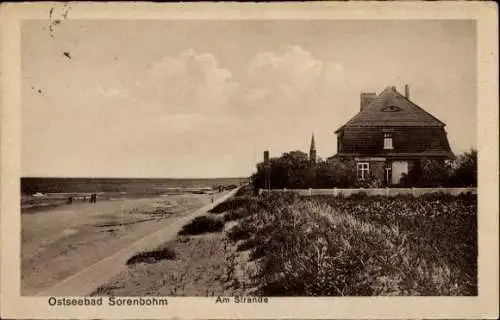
259 187 477 197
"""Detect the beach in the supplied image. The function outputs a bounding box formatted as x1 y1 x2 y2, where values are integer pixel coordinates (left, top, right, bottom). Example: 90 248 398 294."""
21 190 231 296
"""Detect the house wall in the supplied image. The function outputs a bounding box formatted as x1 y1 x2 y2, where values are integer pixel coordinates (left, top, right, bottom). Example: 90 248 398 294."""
370 160 385 181
355 158 417 185
354 158 385 182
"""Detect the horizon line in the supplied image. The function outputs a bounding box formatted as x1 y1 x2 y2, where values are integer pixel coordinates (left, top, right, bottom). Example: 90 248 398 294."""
20 176 251 180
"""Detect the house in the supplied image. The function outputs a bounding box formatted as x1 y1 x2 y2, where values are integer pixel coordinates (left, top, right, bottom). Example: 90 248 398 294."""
332 85 454 186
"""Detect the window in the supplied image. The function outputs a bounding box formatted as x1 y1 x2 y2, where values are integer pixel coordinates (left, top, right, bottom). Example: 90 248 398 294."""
381 105 402 112
357 162 370 181
384 162 392 185
384 133 393 150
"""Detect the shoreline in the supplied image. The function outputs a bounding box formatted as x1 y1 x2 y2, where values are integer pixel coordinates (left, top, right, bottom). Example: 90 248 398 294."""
21 187 235 213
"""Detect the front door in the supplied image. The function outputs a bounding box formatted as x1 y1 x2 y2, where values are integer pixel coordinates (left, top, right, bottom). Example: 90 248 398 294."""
392 161 408 184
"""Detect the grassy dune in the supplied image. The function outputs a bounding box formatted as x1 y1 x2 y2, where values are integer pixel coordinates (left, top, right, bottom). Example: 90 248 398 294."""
92 186 476 297
213 191 477 296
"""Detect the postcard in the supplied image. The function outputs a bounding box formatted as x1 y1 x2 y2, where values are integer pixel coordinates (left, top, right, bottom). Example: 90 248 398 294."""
1 2 498 319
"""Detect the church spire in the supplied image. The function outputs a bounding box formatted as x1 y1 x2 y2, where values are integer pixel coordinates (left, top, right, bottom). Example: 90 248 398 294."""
309 133 317 164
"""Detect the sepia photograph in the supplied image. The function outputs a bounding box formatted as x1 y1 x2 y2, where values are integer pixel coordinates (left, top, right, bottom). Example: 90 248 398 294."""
1 2 498 319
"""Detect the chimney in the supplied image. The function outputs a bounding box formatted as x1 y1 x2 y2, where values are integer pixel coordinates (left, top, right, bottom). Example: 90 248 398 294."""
360 92 377 112
263 151 269 166
404 84 410 99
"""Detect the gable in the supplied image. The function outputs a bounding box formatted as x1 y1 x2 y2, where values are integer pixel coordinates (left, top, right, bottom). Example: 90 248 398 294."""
339 87 445 130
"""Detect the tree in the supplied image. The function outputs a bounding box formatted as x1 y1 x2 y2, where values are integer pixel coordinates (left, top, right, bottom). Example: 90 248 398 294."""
316 158 357 188
449 149 477 187
404 158 451 187
251 148 478 190
252 150 311 190
280 151 310 188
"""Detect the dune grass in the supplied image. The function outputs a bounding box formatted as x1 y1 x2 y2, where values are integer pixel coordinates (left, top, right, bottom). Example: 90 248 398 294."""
225 192 477 296
209 197 255 214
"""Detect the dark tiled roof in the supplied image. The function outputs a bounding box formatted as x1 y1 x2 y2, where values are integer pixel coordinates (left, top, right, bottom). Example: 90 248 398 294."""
335 126 454 159
334 151 455 159
336 87 445 133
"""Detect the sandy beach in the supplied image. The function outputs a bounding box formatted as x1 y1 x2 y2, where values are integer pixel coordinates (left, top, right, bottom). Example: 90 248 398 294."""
21 191 228 295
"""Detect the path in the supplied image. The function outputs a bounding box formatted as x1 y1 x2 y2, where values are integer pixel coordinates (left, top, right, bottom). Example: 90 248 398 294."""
34 188 239 296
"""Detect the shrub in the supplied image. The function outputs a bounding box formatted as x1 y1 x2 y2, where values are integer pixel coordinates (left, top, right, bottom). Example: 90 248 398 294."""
401 150 477 188
126 246 176 265
354 177 383 188
178 216 224 236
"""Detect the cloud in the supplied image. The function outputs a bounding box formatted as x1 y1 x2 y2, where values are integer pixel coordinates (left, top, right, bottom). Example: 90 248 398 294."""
53 50 246 148
239 46 345 120
98 46 345 127
72 47 347 150
134 49 241 117
246 46 323 93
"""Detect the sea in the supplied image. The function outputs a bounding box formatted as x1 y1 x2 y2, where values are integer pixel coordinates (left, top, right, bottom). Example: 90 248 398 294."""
20 177 248 211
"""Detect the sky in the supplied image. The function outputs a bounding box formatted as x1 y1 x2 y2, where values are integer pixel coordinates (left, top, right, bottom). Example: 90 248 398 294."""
21 19 476 178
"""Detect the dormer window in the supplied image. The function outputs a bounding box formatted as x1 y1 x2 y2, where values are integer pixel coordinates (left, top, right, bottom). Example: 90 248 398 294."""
384 133 393 150
381 105 402 112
